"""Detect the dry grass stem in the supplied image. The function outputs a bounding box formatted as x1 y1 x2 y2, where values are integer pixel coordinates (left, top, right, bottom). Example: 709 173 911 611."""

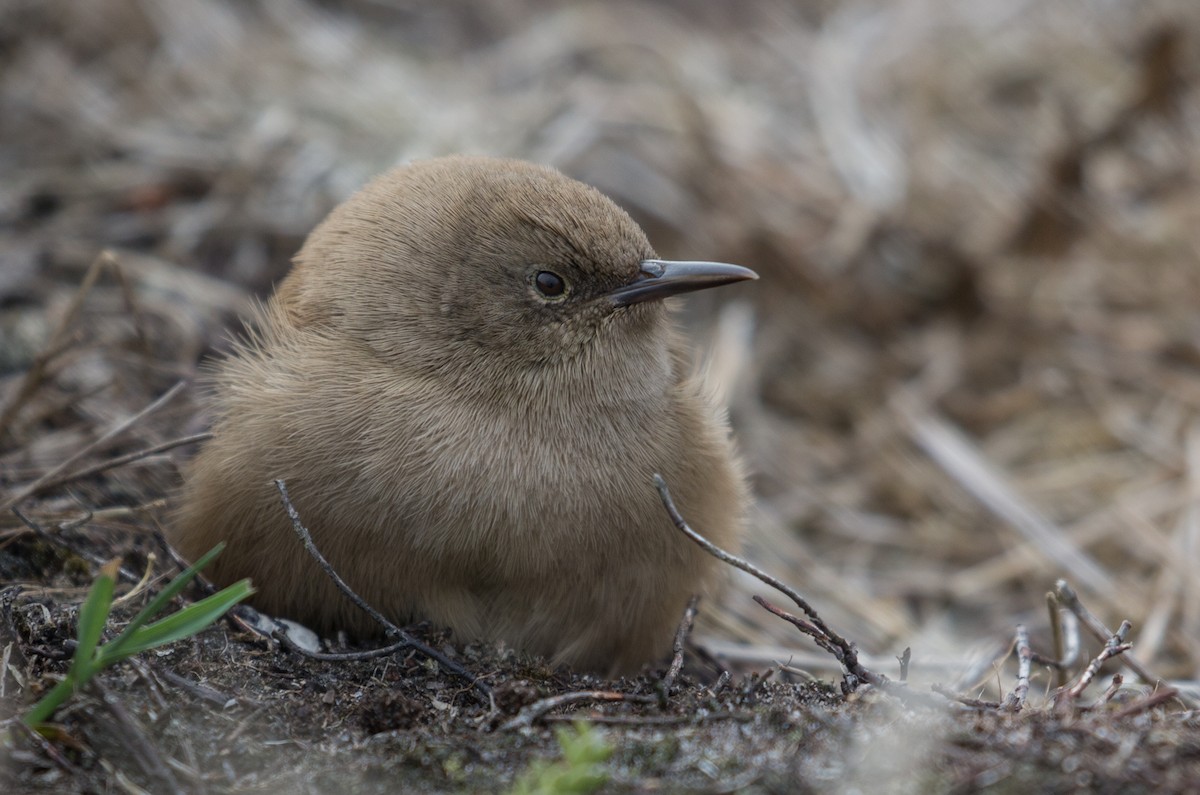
1 381 187 514
272 478 489 697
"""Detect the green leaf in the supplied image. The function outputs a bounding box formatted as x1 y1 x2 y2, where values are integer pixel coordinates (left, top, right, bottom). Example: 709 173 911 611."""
100 579 253 662
106 542 227 651
68 559 120 680
22 676 78 727
23 544 243 728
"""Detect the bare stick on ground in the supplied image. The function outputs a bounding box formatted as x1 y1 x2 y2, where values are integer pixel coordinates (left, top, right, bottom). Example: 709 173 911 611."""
654 474 910 698
931 683 1001 710
1001 624 1032 712
1054 580 1164 690
273 479 490 697
500 690 657 731
1046 591 1080 687
661 595 699 697
1111 685 1181 719
1058 620 1133 704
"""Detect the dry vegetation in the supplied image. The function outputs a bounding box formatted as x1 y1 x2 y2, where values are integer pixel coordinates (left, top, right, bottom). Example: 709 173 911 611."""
3 0 1200 792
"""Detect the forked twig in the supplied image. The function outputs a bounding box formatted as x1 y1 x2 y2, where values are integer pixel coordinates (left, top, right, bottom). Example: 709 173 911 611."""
654 474 918 699
1057 620 1133 705
654 476 866 670
1055 581 1160 687
273 479 489 697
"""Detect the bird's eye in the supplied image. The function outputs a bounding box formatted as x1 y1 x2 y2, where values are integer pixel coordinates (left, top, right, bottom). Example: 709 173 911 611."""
534 270 567 299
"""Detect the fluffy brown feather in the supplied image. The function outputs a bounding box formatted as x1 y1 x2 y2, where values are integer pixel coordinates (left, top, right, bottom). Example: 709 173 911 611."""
172 156 748 674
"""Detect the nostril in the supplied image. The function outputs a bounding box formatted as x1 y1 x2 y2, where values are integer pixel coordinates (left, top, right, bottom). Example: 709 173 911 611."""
637 260 666 279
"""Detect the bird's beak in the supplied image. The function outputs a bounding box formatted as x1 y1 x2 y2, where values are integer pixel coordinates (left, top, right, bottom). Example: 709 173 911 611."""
607 260 759 307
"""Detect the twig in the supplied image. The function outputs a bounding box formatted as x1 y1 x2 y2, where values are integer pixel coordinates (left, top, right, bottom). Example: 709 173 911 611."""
1001 624 1032 712
1110 685 1180 719
17 721 85 778
652 474 947 705
273 479 489 697
31 432 212 495
1054 581 1158 687
156 668 238 709
275 630 412 662
11 507 141 584
1 380 188 513
500 690 656 731
1046 591 1080 687
752 596 845 662
541 710 752 726
0 251 109 441
653 475 877 689
931 683 1001 710
661 595 699 696
1047 592 1067 687
1059 621 1133 704
1101 674 1124 705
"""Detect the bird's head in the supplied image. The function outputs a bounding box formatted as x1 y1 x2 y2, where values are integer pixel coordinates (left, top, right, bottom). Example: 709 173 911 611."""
282 156 755 387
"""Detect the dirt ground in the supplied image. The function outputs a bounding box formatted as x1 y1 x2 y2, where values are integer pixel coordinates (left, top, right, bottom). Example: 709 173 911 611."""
4 1 1200 792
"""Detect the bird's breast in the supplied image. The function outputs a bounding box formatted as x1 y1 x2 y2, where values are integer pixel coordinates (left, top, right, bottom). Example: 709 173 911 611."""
351 367 686 578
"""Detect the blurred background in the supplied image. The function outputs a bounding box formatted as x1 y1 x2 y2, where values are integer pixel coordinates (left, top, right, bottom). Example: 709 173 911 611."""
3 0 1200 694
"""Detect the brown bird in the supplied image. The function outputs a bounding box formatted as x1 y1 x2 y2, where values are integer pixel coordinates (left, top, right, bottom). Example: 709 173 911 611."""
172 155 755 674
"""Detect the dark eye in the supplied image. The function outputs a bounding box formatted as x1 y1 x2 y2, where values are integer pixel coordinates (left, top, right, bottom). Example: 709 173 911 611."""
534 270 567 298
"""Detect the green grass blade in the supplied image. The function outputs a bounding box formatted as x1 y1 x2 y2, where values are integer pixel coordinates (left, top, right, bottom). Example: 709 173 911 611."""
106 542 227 651
22 675 79 727
68 559 120 680
99 579 253 662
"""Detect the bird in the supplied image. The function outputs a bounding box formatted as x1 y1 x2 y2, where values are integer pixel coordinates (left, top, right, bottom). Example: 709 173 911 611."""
171 155 755 674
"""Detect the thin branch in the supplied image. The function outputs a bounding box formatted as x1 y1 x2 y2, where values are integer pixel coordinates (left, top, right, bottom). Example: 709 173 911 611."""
273 479 489 697
753 596 845 661
1110 685 1180 719
653 475 870 684
1 380 188 513
1101 674 1124 705
1058 620 1133 704
1001 624 1032 712
11 507 141 585
1047 592 1067 687
0 252 109 440
500 690 656 731
31 432 212 495
275 630 412 662
931 683 1002 710
661 595 699 696
1055 581 1159 687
